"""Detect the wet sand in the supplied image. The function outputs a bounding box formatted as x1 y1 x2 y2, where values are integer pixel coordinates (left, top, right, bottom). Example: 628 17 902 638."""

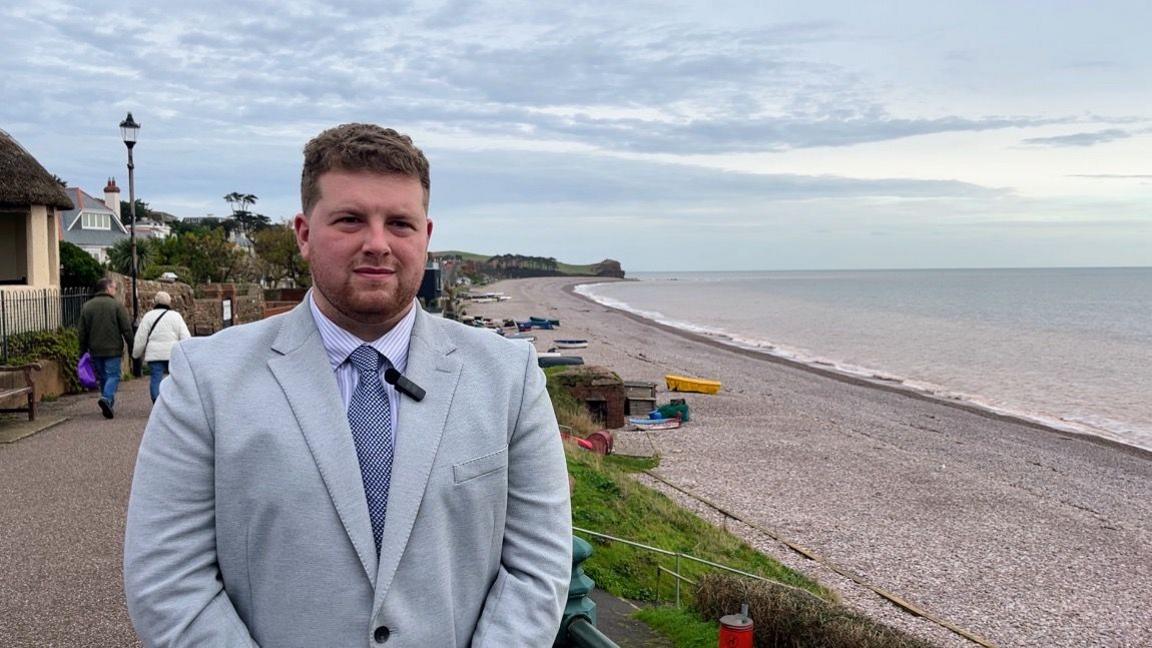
467 277 1152 648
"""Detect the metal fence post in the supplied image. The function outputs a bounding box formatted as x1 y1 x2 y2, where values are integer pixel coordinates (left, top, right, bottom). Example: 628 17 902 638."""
655 565 661 606
675 553 682 608
1 290 7 364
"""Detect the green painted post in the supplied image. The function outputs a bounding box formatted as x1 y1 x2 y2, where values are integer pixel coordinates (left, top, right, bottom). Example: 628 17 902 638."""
562 536 596 629
557 535 619 647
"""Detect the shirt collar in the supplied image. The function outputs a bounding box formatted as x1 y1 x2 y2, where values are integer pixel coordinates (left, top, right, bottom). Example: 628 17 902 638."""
307 291 417 374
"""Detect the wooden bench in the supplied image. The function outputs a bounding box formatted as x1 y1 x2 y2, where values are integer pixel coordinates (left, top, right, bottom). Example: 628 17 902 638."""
0 363 42 421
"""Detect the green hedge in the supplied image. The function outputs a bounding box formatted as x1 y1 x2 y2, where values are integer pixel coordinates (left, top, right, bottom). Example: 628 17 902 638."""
4 328 83 393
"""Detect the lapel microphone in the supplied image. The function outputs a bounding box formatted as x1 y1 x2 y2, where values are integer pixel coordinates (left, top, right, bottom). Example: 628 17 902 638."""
384 368 426 402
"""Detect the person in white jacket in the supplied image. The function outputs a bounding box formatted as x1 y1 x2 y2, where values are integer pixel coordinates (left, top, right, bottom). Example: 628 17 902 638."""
131 291 192 403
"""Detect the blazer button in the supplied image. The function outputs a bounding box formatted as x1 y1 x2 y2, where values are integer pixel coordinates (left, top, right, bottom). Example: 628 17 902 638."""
373 626 390 643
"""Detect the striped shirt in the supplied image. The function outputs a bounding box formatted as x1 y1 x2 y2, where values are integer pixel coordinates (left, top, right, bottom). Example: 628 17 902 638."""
308 292 417 439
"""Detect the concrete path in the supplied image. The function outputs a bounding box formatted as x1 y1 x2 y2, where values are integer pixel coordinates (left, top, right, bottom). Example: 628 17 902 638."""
0 379 148 646
0 377 670 647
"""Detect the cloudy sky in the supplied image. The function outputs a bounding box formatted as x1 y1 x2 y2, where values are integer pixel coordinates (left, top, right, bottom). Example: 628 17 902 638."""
2 0 1149 271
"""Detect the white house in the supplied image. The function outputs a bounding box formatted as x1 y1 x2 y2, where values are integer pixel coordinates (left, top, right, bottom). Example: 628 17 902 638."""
60 179 129 263
134 218 171 240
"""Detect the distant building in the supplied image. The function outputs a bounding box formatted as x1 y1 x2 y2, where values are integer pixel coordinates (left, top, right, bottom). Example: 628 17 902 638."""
0 128 72 290
180 215 218 227
230 228 255 254
60 179 129 263
134 218 171 240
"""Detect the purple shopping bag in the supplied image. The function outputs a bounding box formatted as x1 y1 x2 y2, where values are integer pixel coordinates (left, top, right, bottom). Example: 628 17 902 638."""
77 352 99 390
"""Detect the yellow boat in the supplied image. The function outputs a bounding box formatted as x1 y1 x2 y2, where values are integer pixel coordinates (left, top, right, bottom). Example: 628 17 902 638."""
665 374 722 395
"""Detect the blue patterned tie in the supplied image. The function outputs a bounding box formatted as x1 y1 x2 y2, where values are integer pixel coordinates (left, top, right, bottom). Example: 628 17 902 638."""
347 345 393 555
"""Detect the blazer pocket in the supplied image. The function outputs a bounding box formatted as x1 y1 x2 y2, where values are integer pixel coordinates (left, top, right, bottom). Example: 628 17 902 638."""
453 447 508 484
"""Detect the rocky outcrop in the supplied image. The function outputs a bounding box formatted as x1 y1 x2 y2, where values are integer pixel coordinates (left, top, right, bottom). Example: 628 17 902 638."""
591 259 625 278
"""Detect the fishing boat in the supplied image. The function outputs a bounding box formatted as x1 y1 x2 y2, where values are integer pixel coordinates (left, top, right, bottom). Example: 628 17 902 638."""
505 333 536 341
665 374 722 395
554 339 588 349
629 417 681 431
530 316 560 327
537 355 584 368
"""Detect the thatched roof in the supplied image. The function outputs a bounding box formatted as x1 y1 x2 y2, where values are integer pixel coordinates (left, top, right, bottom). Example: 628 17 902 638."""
0 128 73 210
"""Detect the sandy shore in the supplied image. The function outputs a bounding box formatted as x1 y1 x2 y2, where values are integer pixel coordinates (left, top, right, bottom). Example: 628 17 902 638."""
467 277 1152 648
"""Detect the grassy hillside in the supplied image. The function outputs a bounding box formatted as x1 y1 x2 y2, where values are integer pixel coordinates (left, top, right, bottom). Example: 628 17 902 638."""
429 250 491 263
430 250 617 277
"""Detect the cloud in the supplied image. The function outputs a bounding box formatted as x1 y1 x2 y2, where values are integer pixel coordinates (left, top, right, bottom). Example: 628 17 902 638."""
1060 60 1119 70
3 0 1149 271
429 150 1006 211
1020 129 1132 147
1067 174 1152 179
0 1 1068 159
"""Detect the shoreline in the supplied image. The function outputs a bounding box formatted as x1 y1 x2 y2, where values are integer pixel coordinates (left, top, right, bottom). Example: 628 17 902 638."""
564 279 1152 461
468 276 1152 648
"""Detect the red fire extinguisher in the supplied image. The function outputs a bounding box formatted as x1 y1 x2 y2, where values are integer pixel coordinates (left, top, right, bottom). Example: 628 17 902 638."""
718 602 753 648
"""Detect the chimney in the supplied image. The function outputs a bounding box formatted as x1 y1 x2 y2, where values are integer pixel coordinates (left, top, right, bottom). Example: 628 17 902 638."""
104 177 121 219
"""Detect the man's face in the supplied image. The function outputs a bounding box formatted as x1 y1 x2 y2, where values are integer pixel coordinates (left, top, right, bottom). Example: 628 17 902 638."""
294 170 432 338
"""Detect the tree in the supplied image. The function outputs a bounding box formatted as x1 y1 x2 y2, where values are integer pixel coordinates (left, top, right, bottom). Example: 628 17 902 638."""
252 225 310 287
119 198 156 225
223 192 270 249
176 229 246 284
171 216 232 237
106 238 157 276
233 210 271 235
59 241 103 288
223 192 258 215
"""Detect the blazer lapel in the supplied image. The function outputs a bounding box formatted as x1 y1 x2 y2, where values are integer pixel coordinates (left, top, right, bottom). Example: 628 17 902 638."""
267 302 379 582
373 307 462 605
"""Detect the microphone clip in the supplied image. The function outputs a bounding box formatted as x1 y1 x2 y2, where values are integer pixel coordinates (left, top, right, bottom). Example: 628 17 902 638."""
384 368 426 402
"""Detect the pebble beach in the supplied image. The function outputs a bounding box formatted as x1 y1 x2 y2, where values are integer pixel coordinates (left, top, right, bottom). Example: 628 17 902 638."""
468 276 1152 648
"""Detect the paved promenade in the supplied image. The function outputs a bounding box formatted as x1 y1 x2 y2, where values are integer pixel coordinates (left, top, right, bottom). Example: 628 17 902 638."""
1 379 149 646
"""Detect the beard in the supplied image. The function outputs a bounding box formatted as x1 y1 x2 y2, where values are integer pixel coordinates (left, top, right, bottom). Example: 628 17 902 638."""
311 265 420 332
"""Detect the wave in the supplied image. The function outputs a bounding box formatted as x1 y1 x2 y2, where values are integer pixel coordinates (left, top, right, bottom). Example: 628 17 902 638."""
575 282 1152 453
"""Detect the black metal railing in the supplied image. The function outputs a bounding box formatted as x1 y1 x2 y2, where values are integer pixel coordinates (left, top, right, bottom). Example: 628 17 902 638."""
0 286 90 364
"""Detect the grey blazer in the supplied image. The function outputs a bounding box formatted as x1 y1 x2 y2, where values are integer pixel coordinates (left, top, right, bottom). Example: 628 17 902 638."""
124 303 572 647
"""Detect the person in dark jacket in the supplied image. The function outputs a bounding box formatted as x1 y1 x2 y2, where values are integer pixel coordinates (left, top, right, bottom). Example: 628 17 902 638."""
78 277 133 419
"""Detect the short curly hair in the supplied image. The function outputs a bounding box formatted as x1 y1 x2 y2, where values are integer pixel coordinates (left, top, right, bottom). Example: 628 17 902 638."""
300 123 430 214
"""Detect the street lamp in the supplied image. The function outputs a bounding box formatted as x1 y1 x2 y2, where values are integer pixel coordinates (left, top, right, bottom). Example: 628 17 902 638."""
119 112 140 324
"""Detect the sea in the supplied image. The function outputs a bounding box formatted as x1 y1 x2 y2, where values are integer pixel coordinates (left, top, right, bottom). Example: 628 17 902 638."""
576 268 1152 452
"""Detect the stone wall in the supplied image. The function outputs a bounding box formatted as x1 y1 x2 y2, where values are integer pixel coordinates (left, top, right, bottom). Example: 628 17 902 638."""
104 274 272 336
192 283 266 336
106 272 195 322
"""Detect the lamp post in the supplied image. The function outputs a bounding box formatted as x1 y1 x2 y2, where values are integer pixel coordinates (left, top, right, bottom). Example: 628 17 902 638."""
119 112 140 324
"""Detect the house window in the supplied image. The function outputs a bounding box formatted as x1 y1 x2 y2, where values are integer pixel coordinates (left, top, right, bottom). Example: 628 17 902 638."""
83 246 106 263
81 212 111 230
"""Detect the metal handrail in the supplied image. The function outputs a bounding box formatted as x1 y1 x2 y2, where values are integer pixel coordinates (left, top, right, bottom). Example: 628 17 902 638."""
573 526 678 556
566 617 620 648
657 565 696 586
573 525 825 606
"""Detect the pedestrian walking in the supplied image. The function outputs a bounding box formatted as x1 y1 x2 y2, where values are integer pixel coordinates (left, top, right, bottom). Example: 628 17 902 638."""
78 277 133 419
131 291 191 403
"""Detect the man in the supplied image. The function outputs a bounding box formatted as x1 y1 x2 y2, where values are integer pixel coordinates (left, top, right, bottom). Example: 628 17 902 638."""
78 277 133 419
124 124 572 647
